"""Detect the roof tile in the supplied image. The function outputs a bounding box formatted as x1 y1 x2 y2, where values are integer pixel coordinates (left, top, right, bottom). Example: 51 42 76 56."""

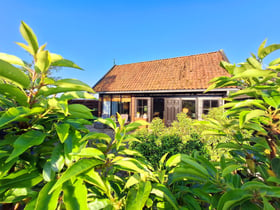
93 50 230 92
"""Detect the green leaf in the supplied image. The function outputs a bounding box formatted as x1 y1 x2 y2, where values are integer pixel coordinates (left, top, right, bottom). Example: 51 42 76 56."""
35 50 51 73
151 184 179 210
80 132 112 144
81 170 107 193
0 53 26 67
258 42 280 60
217 189 252 210
113 157 148 174
19 21 39 55
55 123 70 143
220 61 235 74
73 147 105 160
6 130 46 163
61 91 96 100
50 144 65 172
126 181 152 210
97 118 116 130
0 59 30 88
222 165 242 177
258 39 267 59
50 53 63 63
239 110 266 128
124 174 141 189
15 42 33 55
51 59 83 70
262 91 280 109
43 161 55 182
269 57 280 66
34 181 61 210
63 179 89 210
0 158 17 178
0 170 42 192
232 69 275 79
166 154 209 177
271 158 280 178
0 84 28 106
262 197 274 210
88 199 111 210
0 187 37 203
125 120 150 132
68 104 93 119
49 158 104 193
169 167 209 183
247 57 262 69
38 79 94 97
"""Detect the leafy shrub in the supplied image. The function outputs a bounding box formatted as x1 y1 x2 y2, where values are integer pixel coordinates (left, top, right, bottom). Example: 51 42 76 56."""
130 114 208 169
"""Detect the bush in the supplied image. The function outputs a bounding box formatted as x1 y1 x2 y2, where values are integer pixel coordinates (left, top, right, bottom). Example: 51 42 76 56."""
130 114 208 169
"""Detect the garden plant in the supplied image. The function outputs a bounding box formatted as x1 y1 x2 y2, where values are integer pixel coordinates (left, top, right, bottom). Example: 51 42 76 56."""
0 21 280 209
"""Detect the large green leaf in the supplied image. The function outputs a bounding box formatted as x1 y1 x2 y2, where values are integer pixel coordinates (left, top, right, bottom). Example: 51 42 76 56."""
232 69 275 79
19 21 39 55
166 154 209 177
49 158 104 193
51 58 83 70
0 170 42 192
0 59 30 88
81 170 108 193
97 118 116 130
126 181 152 210
151 184 179 210
55 123 70 143
169 167 209 183
73 148 105 160
6 130 46 163
68 104 93 119
34 181 61 210
113 157 148 174
0 53 25 67
80 132 112 144
247 57 262 69
38 79 94 96
15 42 33 55
258 42 280 60
217 189 252 210
35 50 51 73
0 187 37 203
222 164 242 177
0 84 28 106
63 179 88 210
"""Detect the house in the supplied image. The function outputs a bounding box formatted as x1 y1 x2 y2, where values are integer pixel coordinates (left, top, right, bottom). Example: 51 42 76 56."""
93 50 237 126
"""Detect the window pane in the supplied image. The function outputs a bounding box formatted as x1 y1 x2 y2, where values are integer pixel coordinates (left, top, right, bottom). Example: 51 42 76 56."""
136 99 148 118
211 100 219 107
182 100 196 119
203 100 210 108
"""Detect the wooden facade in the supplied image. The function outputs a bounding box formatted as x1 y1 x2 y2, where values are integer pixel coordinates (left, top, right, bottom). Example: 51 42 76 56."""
93 50 237 125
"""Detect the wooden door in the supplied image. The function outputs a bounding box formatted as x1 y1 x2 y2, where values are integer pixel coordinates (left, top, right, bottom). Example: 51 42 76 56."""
164 98 181 126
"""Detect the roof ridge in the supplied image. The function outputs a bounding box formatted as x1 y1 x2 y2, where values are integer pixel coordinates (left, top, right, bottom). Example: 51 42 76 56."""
115 50 224 66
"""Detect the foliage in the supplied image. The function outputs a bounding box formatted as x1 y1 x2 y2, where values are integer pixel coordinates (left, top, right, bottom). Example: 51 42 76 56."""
1 22 280 209
130 115 208 169
169 39 280 209
0 22 177 210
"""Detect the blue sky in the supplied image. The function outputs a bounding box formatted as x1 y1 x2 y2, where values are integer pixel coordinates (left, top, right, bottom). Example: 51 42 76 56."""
0 0 279 87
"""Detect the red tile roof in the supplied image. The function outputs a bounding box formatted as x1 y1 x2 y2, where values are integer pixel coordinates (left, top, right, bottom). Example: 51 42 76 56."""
93 50 230 92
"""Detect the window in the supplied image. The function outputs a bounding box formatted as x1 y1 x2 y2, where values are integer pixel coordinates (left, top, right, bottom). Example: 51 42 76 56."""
111 95 131 116
136 99 148 119
202 99 219 115
102 95 111 118
182 100 196 119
